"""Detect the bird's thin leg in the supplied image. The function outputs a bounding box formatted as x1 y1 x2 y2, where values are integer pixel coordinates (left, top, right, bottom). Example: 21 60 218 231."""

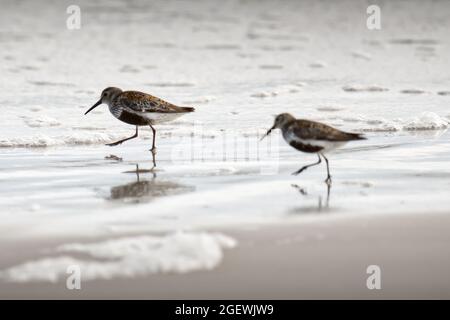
292 154 322 176
321 153 332 184
325 180 331 207
149 124 157 154
150 147 156 169
106 126 139 147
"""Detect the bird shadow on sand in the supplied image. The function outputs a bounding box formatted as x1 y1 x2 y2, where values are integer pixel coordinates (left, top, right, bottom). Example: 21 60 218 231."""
109 164 194 203
289 182 331 214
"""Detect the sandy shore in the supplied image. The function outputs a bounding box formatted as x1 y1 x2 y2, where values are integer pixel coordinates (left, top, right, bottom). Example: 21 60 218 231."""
1 212 450 299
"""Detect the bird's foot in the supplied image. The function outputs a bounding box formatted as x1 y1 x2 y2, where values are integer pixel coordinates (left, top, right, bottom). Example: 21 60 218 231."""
106 142 122 147
292 168 306 176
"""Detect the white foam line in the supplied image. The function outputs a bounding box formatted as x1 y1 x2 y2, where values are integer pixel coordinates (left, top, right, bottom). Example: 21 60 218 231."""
0 232 237 282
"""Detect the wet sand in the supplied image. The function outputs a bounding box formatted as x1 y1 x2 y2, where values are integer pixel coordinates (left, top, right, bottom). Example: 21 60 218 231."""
1 130 450 298
1 212 450 299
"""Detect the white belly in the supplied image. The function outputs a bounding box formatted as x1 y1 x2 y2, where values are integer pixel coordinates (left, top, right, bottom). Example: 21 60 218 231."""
284 130 347 153
137 112 185 124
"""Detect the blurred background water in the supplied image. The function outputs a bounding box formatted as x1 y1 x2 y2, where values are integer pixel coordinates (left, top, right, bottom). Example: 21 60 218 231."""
0 0 449 245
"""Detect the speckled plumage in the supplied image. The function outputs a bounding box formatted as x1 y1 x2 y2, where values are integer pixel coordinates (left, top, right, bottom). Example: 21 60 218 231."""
284 119 365 143
262 113 366 183
282 118 364 154
108 89 195 125
85 87 195 159
113 91 194 115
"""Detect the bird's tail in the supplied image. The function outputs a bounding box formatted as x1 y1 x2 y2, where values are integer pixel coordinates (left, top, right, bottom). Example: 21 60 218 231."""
348 132 366 140
180 106 195 112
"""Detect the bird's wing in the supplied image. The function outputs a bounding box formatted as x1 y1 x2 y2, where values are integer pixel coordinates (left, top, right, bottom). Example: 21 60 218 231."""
290 119 364 141
118 91 188 113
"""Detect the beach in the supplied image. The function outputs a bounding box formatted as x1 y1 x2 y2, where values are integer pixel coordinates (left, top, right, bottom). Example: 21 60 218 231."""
2 212 450 299
1 0 450 299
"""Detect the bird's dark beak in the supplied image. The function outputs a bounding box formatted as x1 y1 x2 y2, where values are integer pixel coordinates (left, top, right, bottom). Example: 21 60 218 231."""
84 99 102 115
260 126 275 141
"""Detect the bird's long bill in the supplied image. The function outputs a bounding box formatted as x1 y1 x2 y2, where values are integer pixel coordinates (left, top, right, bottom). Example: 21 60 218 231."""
260 126 274 141
84 99 102 115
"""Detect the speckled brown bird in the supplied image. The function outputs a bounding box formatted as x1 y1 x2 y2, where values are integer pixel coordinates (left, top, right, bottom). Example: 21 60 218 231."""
85 87 195 152
261 113 366 183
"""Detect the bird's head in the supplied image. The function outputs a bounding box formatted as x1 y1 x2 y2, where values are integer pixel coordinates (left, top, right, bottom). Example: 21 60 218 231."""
84 87 122 115
261 113 296 140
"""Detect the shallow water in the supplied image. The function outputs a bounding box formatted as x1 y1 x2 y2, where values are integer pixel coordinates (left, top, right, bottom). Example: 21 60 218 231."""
1 130 449 241
1 0 450 281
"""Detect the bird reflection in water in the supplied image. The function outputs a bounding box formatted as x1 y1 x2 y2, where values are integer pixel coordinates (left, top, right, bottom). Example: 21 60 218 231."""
290 182 331 213
110 164 194 202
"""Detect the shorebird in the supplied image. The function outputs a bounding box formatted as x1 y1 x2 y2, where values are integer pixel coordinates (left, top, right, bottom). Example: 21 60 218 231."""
84 87 195 153
261 113 366 184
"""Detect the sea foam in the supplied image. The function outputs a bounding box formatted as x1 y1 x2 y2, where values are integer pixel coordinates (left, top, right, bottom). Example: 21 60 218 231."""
361 112 449 132
342 85 389 92
23 116 61 128
0 232 237 282
0 132 126 148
